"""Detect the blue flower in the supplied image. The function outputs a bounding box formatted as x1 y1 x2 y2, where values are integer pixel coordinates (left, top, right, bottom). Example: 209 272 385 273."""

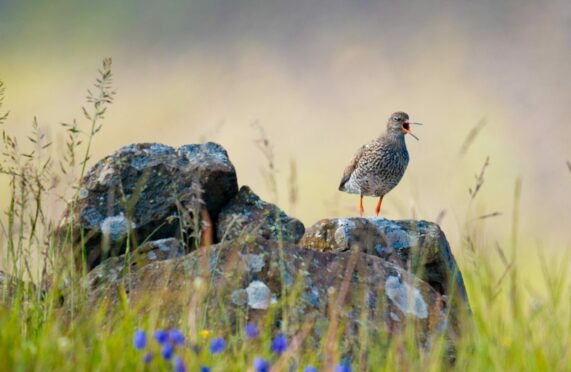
245 323 259 339
210 337 226 354
334 363 351 372
200 367 211 372
144 352 153 364
169 329 185 346
304 366 318 372
271 333 287 354
161 343 174 360
253 357 270 372
133 329 147 350
174 356 186 372
154 329 169 345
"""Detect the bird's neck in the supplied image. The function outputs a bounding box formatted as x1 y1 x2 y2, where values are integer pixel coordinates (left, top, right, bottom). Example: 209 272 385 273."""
383 131 407 148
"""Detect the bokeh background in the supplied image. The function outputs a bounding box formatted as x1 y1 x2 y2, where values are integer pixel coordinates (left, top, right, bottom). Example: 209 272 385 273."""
1 0 570 262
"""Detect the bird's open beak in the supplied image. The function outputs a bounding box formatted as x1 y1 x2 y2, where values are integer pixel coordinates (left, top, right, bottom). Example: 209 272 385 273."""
403 121 422 140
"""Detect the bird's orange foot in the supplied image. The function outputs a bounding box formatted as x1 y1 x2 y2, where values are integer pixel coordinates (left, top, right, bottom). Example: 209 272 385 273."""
375 196 383 217
359 195 364 217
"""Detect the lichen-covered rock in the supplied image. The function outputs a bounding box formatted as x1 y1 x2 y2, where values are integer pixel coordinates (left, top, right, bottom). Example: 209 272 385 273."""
216 186 305 243
85 238 454 352
299 217 469 313
59 142 238 270
86 238 185 291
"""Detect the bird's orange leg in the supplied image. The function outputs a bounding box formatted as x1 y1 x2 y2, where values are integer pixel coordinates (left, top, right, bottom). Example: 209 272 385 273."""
359 194 364 217
375 196 383 217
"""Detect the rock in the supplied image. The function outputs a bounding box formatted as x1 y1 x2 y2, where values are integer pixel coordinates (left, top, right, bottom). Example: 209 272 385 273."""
216 186 305 243
178 143 239 216
299 218 469 313
86 238 185 292
84 238 454 352
138 238 186 262
59 142 238 270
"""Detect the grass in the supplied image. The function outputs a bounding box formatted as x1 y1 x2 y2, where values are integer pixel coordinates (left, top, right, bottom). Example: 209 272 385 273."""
1 60 570 371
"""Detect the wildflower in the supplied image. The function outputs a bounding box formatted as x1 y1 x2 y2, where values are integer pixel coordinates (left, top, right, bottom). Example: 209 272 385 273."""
245 323 259 339
133 329 147 350
200 367 211 372
174 356 186 372
154 329 169 345
334 363 351 372
210 337 226 354
161 343 174 360
170 329 185 346
304 366 318 372
144 352 153 364
200 330 211 339
270 333 287 355
253 357 270 372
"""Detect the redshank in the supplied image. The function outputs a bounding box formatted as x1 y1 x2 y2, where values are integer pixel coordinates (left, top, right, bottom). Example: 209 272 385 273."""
338 112 421 217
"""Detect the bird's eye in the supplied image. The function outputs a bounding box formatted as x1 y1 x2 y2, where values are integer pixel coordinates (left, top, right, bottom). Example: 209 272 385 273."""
393 116 400 122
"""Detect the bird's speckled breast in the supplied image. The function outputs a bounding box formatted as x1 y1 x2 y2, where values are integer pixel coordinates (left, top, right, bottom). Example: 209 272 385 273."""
343 141 409 197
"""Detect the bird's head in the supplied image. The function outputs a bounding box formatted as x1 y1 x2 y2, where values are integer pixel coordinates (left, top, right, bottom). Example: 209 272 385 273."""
387 112 422 140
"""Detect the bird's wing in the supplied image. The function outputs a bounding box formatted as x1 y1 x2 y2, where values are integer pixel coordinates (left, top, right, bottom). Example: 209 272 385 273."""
339 144 366 190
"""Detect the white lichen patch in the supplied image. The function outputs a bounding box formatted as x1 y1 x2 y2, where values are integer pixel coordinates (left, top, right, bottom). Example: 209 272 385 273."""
96 164 115 185
151 238 182 255
231 289 247 306
79 187 89 199
389 312 401 322
100 214 136 241
147 251 157 261
178 143 231 169
333 219 357 249
385 276 428 319
246 280 272 309
242 254 265 273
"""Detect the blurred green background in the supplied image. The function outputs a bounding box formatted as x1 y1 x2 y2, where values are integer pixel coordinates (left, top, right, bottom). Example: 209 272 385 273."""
1 0 570 260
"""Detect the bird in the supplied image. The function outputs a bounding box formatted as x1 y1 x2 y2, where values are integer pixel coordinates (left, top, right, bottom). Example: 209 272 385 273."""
338 112 422 217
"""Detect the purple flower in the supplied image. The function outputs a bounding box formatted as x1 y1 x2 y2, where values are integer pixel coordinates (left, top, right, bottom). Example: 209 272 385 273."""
210 337 226 354
169 329 185 346
335 363 351 372
161 343 174 360
245 323 259 339
154 329 169 345
304 366 318 372
133 329 147 350
253 357 270 372
174 356 186 372
144 352 153 364
200 367 211 372
271 333 287 354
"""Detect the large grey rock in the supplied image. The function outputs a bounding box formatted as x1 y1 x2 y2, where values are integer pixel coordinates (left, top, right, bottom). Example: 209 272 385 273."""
85 238 454 353
59 142 238 270
86 238 185 291
216 186 305 243
299 218 469 313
